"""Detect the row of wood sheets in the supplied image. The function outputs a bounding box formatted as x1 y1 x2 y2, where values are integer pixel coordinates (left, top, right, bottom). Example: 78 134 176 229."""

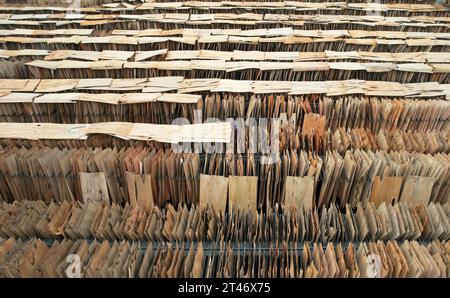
2 28 448 41
295 126 450 154
0 134 163 150
0 0 116 8
1 147 449 208
1 2 447 15
11 60 449 83
0 200 448 242
0 13 448 31
2 127 445 157
0 94 448 135
1 35 449 54
1 79 447 98
0 123 449 155
218 111 450 155
2 49 450 64
0 237 448 278
0 93 202 125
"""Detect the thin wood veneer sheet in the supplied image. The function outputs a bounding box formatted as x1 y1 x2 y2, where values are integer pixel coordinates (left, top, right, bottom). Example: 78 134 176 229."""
400 176 436 207
199 174 228 214
79 172 109 203
370 176 403 207
285 176 314 209
228 176 258 213
126 172 154 213
302 113 326 138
